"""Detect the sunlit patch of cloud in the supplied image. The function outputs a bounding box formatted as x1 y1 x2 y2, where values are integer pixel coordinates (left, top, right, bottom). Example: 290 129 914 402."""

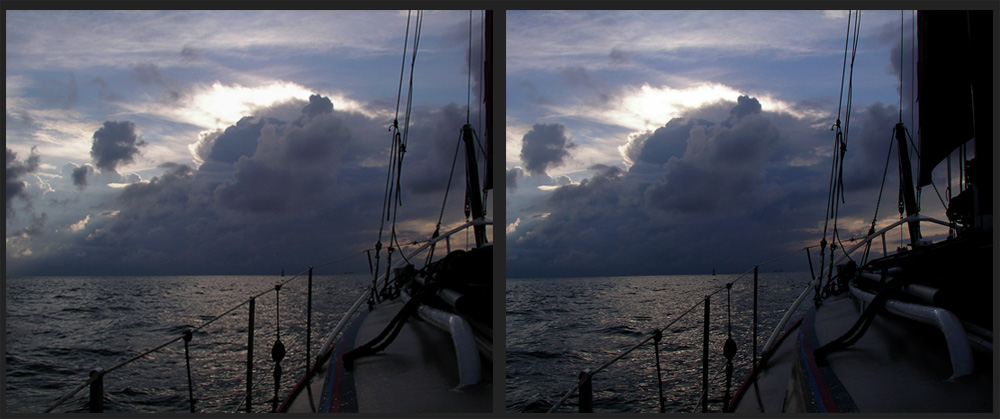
68 215 91 232
506 218 520 235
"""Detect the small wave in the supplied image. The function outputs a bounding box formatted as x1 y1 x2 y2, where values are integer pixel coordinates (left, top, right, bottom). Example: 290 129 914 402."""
593 324 644 336
80 347 125 357
157 324 196 335
507 398 553 413
61 306 100 313
542 307 570 313
15 361 79 377
111 387 150 397
509 349 563 360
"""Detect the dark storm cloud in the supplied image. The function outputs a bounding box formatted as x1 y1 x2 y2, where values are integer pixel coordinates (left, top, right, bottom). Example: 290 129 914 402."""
519 123 576 176
90 120 146 173
196 116 277 164
211 96 357 214
71 165 92 190
507 167 523 192
622 117 707 166
14 95 475 276
507 96 840 278
645 96 779 214
299 94 334 120
729 94 763 120
6 147 41 218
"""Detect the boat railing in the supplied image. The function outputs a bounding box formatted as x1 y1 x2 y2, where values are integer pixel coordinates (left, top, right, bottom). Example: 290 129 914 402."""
41 218 491 413
546 214 956 413
547 260 795 413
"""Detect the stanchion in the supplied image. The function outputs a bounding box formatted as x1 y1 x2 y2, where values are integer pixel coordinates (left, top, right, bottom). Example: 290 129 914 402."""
246 297 255 413
702 295 710 413
89 368 104 413
183 330 196 413
578 369 593 413
653 330 665 413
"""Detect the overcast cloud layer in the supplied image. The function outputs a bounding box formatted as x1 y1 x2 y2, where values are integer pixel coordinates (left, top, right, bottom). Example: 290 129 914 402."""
506 10 959 278
6 10 491 276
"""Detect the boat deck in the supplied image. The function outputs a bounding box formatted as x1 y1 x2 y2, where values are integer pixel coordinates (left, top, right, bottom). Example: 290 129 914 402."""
284 299 492 413
735 292 992 413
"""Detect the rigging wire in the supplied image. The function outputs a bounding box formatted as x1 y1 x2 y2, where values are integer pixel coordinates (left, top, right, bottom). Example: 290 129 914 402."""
386 10 424 274
467 10 472 124
374 11 415 293
818 10 860 298
899 10 904 123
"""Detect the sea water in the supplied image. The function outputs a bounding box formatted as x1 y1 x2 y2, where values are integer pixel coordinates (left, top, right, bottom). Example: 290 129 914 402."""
505 272 813 413
5 274 369 413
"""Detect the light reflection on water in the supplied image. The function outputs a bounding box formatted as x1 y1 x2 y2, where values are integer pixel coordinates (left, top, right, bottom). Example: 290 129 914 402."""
505 273 812 413
6 274 368 413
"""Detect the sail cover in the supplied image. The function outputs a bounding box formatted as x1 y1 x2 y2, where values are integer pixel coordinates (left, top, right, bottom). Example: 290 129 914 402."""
916 11 992 187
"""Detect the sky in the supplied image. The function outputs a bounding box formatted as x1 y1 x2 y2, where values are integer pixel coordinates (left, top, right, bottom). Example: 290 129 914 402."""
6 10 492 276
505 10 965 278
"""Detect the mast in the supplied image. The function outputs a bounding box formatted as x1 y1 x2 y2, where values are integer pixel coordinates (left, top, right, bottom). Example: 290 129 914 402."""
461 10 491 249
483 10 493 192
463 123 487 247
895 122 921 246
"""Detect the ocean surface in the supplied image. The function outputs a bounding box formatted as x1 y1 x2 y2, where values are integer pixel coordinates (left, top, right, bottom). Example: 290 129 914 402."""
5 274 370 413
505 272 814 413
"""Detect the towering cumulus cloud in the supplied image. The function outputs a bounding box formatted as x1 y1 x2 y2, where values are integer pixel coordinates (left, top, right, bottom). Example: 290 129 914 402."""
14 94 472 275
519 123 576 176
507 95 836 277
90 121 146 173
